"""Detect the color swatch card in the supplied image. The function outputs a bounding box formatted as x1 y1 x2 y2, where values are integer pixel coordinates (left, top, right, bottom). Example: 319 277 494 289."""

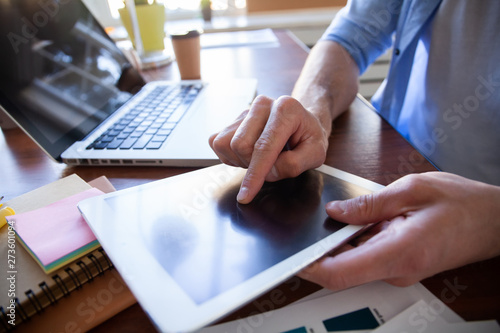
198 281 463 333
8 188 104 274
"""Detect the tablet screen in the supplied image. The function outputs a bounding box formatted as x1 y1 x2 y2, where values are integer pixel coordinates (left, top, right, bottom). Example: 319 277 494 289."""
103 167 372 305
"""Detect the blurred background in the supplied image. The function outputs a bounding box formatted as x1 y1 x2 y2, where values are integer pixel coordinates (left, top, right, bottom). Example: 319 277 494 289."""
82 0 389 100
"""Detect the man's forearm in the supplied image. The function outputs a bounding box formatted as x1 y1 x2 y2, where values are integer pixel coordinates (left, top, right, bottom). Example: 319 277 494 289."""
292 40 360 136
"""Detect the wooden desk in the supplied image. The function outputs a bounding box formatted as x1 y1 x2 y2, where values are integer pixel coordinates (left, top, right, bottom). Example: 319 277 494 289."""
1 30 498 331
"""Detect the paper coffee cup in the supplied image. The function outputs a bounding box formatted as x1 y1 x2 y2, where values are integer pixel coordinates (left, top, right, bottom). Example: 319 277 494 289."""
170 30 202 80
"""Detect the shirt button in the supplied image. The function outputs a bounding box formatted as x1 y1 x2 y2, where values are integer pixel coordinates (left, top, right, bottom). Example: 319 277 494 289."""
394 48 401 55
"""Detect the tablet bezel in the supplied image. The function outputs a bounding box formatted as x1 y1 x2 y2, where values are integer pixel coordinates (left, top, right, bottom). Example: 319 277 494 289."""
78 164 384 332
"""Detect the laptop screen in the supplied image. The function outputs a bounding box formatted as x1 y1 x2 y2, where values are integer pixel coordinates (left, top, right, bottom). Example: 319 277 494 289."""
0 0 145 160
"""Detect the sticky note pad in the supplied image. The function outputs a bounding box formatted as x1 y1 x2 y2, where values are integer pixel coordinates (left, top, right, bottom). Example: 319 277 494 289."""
8 188 104 274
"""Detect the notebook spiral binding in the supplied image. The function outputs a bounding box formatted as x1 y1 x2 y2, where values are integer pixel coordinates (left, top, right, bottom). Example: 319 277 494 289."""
0 248 113 332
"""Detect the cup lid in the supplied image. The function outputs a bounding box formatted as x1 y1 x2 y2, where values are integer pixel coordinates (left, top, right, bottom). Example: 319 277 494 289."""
170 29 202 39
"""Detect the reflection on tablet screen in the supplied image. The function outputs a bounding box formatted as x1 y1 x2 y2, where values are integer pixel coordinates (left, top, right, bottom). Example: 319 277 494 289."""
108 169 371 305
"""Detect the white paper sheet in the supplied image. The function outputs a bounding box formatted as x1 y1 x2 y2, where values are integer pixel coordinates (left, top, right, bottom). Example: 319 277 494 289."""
372 300 500 333
201 29 279 49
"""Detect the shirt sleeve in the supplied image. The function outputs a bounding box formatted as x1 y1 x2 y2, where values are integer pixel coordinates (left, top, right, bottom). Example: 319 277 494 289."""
321 0 402 73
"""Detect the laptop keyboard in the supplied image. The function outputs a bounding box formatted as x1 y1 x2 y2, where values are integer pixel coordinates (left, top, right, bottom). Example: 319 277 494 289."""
86 84 202 151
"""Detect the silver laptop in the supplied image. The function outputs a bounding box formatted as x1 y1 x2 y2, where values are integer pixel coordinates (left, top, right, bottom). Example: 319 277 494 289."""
0 0 257 167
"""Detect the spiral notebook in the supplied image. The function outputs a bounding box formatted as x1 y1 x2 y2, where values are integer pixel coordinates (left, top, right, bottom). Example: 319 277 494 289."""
0 175 136 332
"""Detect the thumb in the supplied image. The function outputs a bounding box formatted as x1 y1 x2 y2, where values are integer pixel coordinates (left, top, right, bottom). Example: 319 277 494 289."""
326 181 417 225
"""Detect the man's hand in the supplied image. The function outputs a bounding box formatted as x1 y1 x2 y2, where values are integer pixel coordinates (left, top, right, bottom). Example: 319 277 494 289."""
298 172 500 291
209 95 329 204
209 41 360 204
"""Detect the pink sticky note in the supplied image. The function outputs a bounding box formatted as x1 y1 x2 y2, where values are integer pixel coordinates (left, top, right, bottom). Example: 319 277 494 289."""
9 188 103 267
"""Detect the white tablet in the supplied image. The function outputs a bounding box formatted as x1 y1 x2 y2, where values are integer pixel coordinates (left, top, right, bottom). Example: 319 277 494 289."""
78 164 384 332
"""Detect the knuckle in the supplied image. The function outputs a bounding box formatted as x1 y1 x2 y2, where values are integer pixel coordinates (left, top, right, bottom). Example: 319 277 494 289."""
348 193 375 217
273 96 302 118
399 173 436 194
396 173 438 205
252 95 274 107
253 135 274 152
274 95 297 108
401 174 424 191
211 134 229 153
230 135 254 156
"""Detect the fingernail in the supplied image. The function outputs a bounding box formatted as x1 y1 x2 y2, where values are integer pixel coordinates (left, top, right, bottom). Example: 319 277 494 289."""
237 186 249 203
271 166 279 178
326 200 346 214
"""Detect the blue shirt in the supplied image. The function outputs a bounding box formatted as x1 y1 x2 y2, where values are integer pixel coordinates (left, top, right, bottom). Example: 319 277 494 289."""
322 0 500 185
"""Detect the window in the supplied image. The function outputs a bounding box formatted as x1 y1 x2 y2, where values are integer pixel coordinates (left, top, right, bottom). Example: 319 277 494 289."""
90 0 247 28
